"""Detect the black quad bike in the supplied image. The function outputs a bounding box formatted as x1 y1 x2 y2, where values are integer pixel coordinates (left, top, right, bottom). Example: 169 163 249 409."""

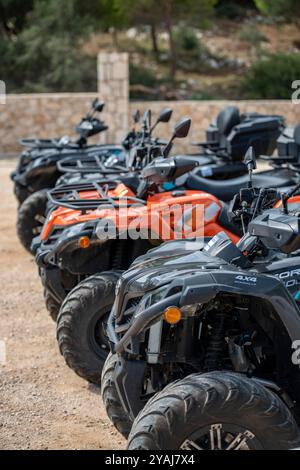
51 141 299 386
11 98 114 204
16 108 174 253
15 104 288 253
19 98 107 152
194 106 285 165
101 176 300 449
55 105 286 184
12 104 285 207
32 110 297 273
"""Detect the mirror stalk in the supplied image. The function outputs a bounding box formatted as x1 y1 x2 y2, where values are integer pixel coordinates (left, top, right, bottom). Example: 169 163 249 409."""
163 137 174 157
281 181 300 214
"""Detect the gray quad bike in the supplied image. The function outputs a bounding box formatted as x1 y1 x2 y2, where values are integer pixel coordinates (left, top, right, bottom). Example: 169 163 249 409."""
52 132 300 387
98 172 300 450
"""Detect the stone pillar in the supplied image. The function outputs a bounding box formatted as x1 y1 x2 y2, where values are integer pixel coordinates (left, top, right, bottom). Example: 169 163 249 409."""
97 52 129 144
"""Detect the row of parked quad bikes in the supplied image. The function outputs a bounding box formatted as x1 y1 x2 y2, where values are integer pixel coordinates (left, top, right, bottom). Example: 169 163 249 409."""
11 98 300 449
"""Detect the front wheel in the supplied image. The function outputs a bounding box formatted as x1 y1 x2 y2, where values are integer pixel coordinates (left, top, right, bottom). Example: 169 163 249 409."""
17 189 48 253
56 272 120 385
127 371 300 450
13 182 30 205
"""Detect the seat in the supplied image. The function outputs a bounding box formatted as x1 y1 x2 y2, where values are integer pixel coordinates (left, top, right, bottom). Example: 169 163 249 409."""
186 168 294 202
216 106 240 137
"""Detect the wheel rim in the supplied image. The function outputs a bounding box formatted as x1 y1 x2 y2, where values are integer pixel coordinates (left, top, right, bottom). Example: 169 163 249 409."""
181 423 262 450
87 311 110 359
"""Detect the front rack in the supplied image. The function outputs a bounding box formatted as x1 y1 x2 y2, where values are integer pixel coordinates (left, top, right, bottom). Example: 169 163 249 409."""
19 138 79 150
57 154 127 175
48 180 145 212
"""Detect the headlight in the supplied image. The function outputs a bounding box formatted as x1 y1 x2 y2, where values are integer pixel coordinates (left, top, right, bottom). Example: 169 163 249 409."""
148 286 170 306
134 285 170 318
65 223 87 237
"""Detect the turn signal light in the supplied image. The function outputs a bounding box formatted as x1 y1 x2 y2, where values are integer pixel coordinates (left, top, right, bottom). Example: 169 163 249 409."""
164 306 182 325
79 236 91 249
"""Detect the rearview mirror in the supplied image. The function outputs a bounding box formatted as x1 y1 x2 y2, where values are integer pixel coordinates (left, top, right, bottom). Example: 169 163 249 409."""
150 108 173 134
133 110 140 124
244 146 257 171
157 108 173 124
163 118 192 157
174 118 192 139
92 98 105 113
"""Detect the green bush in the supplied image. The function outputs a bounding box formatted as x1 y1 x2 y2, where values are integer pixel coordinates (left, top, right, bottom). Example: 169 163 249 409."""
0 0 98 93
175 28 199 52
129 63 159 88
129 63 161 100
174 26 215 73
243 53 300 99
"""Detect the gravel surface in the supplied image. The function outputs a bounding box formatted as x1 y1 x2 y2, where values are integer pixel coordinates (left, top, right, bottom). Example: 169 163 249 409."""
0 160 125 450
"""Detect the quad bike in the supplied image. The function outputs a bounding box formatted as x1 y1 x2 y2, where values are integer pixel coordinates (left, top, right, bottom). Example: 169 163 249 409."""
11 98 115 204
16 108 174 252
100 174 300 449
193 106 285 165
19 105 286 254
15 104 288 253
20 98 107 151
45 127 295 384
12 104 285 206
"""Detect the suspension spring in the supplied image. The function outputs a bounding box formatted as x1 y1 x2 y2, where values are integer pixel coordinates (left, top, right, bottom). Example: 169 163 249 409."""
204 311 227 372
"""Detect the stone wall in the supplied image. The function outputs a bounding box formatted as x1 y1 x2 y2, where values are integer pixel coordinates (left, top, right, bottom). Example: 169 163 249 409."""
130 100 300 154
0 52 130 154
1 51 300 154
0 93 100 153
1 94 300 154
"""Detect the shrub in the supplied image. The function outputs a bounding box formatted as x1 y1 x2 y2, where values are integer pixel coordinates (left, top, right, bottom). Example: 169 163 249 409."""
129 63 161 100
243 53 300 99
129 63 158 88
175 27 199 52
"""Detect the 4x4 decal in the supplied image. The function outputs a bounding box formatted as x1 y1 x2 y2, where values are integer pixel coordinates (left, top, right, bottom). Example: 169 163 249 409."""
235 275 257 285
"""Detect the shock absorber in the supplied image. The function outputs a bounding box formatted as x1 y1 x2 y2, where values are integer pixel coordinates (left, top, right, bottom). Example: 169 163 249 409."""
204 311 227 371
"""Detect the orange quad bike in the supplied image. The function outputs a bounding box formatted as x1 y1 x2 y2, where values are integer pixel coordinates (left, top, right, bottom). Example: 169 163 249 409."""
34 121 296 384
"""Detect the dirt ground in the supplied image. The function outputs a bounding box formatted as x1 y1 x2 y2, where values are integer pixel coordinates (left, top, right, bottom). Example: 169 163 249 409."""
0 159 126 450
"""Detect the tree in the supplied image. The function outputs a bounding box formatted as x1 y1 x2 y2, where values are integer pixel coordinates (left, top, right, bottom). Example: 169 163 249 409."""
0 0 34 37
0 0 105 92
112 0 217 77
